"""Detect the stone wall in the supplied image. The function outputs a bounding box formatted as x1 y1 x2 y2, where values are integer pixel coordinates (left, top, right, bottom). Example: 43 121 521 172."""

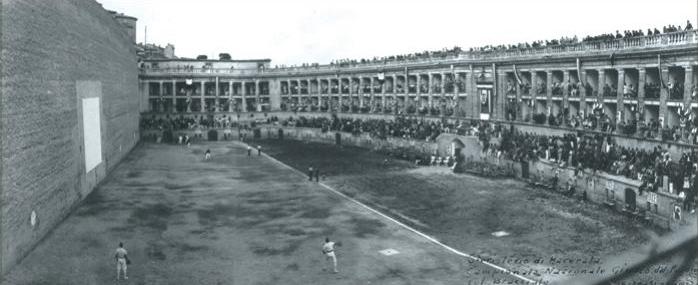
437 134 683 228
1 0 140 275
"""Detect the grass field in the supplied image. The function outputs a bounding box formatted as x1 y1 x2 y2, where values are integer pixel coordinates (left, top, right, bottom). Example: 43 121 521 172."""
2 139 694 285
251 138 697 284
2 142 523 285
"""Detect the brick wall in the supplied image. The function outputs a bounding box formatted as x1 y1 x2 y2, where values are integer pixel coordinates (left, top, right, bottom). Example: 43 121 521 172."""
0 0 140 275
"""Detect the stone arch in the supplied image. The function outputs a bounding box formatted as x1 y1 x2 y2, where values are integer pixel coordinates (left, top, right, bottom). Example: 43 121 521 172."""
450 138 465 158
207 130 219 141
624 188 636 211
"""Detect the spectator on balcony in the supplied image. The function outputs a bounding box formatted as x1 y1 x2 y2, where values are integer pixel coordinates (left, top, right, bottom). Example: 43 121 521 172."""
603 84 612 97
506 81 516 95
686 21 694 31
623 83 637 98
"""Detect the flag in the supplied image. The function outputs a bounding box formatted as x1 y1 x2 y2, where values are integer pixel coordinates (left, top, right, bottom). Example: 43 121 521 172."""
658 55 667 89
513 64 523 86
378 72 385 80
576 58 585 83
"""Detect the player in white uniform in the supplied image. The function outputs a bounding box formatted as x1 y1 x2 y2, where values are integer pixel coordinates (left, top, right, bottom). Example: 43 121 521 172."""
115 242 128 280
322 237 340 273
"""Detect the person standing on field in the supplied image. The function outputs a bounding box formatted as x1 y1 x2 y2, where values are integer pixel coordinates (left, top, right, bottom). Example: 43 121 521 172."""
115 242 129 280
322 237 340 273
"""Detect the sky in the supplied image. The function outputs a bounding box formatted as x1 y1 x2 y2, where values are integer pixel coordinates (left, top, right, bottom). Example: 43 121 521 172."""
98 0 697 65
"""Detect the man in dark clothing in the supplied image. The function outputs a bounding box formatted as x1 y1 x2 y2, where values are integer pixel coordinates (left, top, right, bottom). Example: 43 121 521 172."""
308 166 314 181
257 145 262 156
314 168 320 182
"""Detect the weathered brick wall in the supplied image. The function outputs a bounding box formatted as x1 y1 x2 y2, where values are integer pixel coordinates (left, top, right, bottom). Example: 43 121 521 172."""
0 0 140 275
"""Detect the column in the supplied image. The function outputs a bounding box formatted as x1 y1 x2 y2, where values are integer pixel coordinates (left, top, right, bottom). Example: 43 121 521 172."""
597 70 605 130
241 81 247 112
531 70 538 113
598 69 606 98
200 80 205 113
427 73 434 108
683 66 693 140
658 67 669 138
418 74 423 97
254 80 262 112
562 71 570 124
144 81 152 112
617 69 625 126
498 71 507 120
456 72 464 117
440 73 446 116
320 79 326 108
455 73 461 95
186 82 192 113
580 70 587 116
404 73 409 96
214 77 220 112
684 66 693 105
370 77 375 112
158 81 164 112
347 78 353 112
381 76 387 111
493 67 501 120
441 73 446 95
562 70 570 97
392 75 398 114
515 72 522 121
638 68 646 100
546 70 552 119
470 65 478 118
358 77 364 107
172 80 177 113
332 78 337 112
228 81 234 112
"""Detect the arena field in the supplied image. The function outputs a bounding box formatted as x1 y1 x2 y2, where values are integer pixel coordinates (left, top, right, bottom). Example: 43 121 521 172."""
2 142 525 285
3 139 694 285
250 138 697 284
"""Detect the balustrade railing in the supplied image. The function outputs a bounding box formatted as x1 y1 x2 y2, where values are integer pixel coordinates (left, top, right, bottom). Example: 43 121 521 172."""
140 30 697 76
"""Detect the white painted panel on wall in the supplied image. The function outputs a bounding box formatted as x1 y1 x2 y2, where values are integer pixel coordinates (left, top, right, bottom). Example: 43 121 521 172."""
82 97 102 173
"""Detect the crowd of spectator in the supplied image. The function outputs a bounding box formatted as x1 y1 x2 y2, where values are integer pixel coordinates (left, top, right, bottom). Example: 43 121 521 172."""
140 114 281 131
279 115 696 196
282 115 459 142
270 21 693 71
493 127 696 196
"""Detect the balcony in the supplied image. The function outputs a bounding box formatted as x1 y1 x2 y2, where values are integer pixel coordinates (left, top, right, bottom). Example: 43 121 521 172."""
140 30 697 77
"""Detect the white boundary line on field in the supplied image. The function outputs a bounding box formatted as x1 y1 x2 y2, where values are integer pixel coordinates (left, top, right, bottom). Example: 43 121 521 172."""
238 141 540 285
